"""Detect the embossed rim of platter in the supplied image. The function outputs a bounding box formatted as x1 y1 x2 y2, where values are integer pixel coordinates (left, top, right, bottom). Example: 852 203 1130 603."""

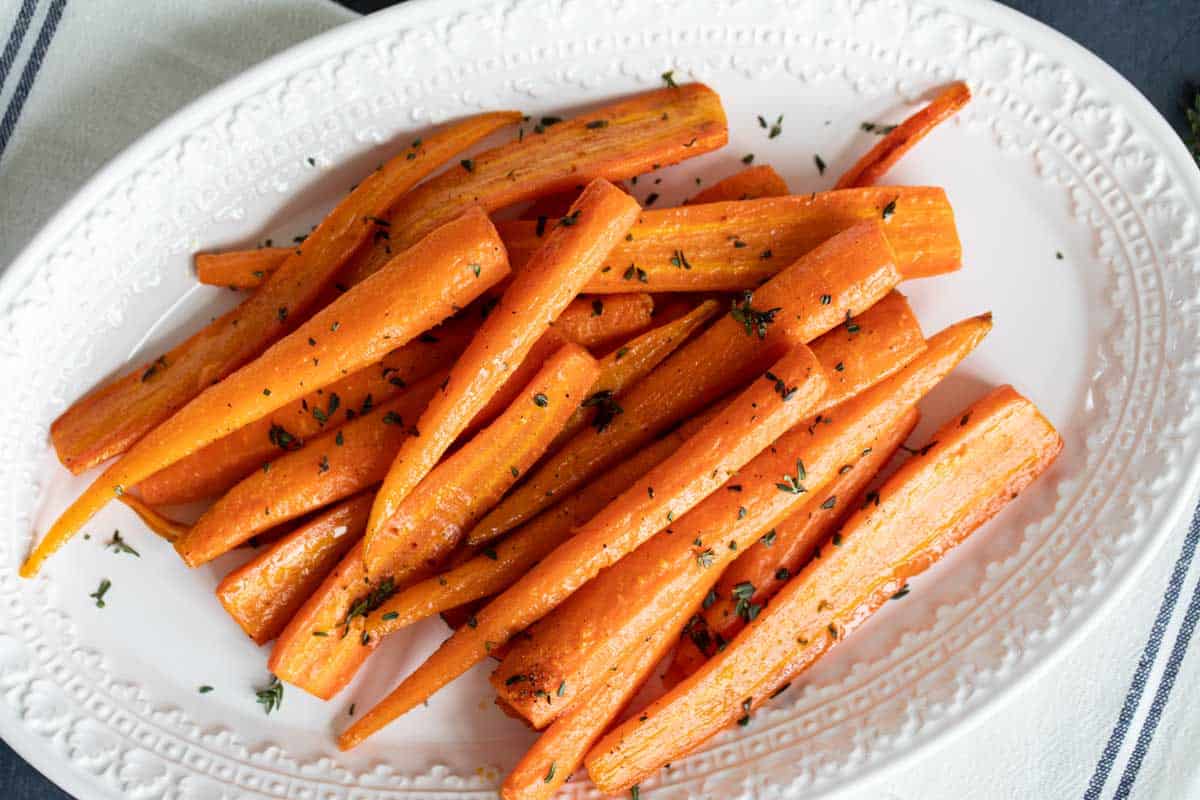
2 0 1200 798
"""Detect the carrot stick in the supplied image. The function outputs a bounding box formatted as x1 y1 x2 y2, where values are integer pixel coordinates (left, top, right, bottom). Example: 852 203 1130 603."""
492 314 988 730
336 85 727 288
471 220 903 544
195 247 290 289
836 81 971 189
337 342 828 748
173 372 441 567
585 383 1060 793
366 344 599 581
49 113 519 476
519 181 630 222
552 293 654 353
362 179 641 579
687 164 788 204
23 209 508 578
217 492 372 645
665 406 918 682
497 186 960 291
116 494 189 543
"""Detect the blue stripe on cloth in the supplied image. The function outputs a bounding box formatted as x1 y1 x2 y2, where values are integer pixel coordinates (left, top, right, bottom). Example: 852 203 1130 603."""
1112 503 1200 798
1084 499 1200 800
0 0 38 94
0 0 66 162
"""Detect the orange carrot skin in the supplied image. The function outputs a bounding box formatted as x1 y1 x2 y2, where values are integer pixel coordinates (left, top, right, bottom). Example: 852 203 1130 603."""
363 179 641 577
836 81 972 189
217 493 372 645
195 247 290 289
472 220 902 543
49 113 519 476
585 384 1060 793
687 164 788 204
666 406 918 682
498 187 960 291
368 344 599 581
338 84 727 287
117 494 189 542
24 209 509 578
174 373 440 567
553 293 654 352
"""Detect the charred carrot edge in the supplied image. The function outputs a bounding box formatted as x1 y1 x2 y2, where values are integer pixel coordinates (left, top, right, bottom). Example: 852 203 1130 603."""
497 187 960 292
489 297 925 727
362 180 641 578
337 84 727 288
471 220 902 544
195 247 290 289
49 113 519 476
25 210 508 578
367 344 599 581
585 382 1060 793
836 81 971 189
217 493 372 645
494 314 987 732
465 300 719 548
665 406 918 682
686 164 789 204
337 343 827 747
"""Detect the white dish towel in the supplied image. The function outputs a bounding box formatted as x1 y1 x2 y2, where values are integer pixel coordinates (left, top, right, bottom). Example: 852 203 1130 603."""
0 1 1197 798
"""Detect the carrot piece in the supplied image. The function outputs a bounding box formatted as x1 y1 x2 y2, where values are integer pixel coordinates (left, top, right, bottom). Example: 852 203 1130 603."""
48 113 519 476
471 220 902 544
585 383 1060 793
217 493 372 645
23 209 508 578
362 179 641 578
836 82 971 189
195 247 290 289
173 372 440 567
336 85 727 288
337 342 828 748
498 187 960 291
552 293 654 352
116 494 189 543
687 164 789 204
493 314 987 730
366 344 599 581
665 406 918 682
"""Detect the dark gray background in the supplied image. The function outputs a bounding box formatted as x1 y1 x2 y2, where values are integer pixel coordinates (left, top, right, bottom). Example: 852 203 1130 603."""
2 0 1196 797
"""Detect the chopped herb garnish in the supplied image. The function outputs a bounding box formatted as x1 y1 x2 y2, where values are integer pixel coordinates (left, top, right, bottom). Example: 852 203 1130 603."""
545 761 557 783
460 158 474 172
615 346 629 360
742 153 755 164
335 431 345 446
483 547 499 560
661 70 678 88
820 293 831 305
645 192 659 206
585 119 609 129
768 115 783 139
631 786 641 800
861 121 897 135
318 455 330 474
255 675 283 715
892 583 911 600
591 299 604 317
198 685 214 694
505 674 529 686
559 209 582 227
470 262 481 277
669 249 692 270
696 547 716 568
832 533 843 546
844 311 860 334
737 697 753 726
106 531 139 557
732 581 760 622
622 264 648 283
814 154 826 175
581 390 623 432
140 355 168 382
535 215 548 237
827 623 839 640
703 589 718 609
821 495 837 510
775 567 791 581
729 290 781 339
776 459 807 494
763 370 798 401
381 611 399 621
268 423 301 451
89 579 111 608
533 392 549 407
760 529 777 547
341 578 397 636
760 249 773 260
881 197 898 220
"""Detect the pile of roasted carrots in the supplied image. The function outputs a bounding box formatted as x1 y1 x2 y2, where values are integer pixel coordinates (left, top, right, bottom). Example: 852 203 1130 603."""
26 79 1063 798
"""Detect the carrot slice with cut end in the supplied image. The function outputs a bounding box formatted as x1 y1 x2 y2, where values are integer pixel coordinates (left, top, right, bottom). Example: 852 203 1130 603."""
497 187 960 291
836 81 972 189
337 342 828 748
664 406 918 683
687 164 789 204
337 84 727 288
217 493 372 645
585 383 1059 793
366 344 599 581
24 209 508 578
195 247 290 289
472 220 902 544
362 179 641 579
49 112 520 476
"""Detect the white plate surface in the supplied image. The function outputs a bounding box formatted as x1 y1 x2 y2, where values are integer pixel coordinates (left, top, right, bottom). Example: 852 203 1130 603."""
2 1 1200 798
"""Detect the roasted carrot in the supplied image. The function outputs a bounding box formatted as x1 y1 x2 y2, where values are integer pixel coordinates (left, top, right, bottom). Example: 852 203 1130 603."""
498 187 960 291
49 113 519 476
367 344 599 581
552 293 654 352
492 315 986 729
687 164 788 204
362 179 641 578
471 220 902 543
217 493 372 645
23 209 508 578
336 85 727 288
585 383 1060 793
665 406 918 682
836 81 971 189
337 343 828 748
117 494 189 543
195 247 290 289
